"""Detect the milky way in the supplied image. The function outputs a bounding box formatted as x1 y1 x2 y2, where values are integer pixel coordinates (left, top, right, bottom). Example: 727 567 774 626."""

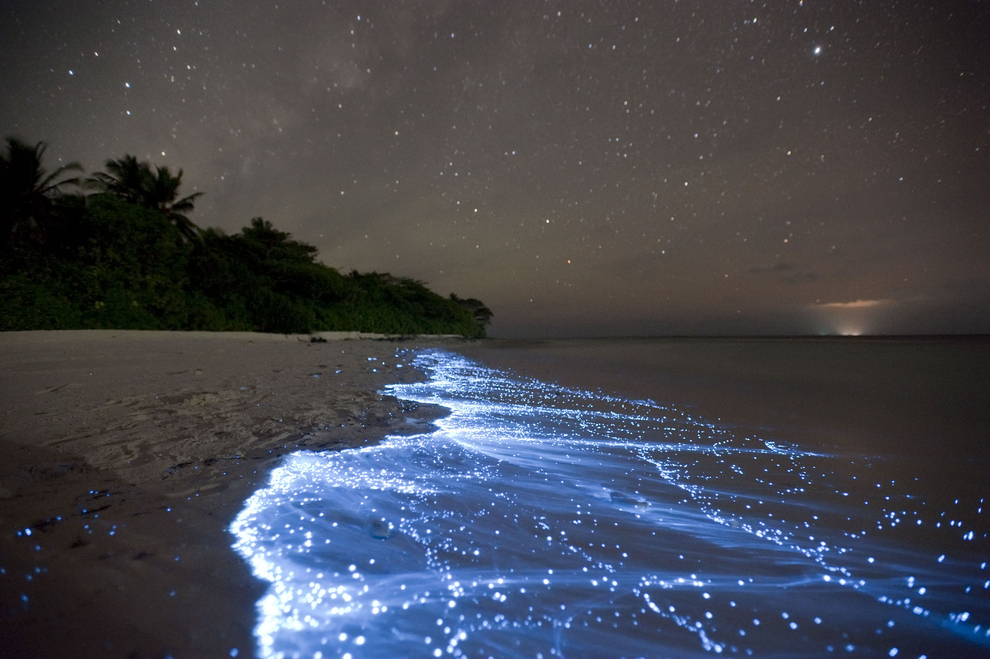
2 1 988 336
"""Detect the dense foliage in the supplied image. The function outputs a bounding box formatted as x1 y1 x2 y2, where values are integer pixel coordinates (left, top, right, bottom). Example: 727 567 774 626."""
1 139 490 336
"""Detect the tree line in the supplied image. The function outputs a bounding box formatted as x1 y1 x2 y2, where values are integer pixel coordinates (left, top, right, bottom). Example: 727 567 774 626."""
0 137 492 336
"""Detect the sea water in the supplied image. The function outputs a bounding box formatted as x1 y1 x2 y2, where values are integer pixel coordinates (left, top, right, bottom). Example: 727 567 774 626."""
230 343 989 658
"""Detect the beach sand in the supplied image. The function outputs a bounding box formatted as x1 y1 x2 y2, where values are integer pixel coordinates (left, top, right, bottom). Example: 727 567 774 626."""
0 330 454 658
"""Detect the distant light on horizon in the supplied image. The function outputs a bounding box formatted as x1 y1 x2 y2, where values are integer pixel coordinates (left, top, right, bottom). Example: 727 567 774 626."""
809 300 884 336
817 299 885 310
2 1 987 336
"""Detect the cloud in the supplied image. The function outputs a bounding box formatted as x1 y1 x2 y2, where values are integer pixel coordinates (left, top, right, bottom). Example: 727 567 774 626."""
749 262 818 285
749 262 794 274
780 272 819 285
814 299 888 309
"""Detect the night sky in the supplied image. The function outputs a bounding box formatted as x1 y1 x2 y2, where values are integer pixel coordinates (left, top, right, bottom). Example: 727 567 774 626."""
3 1 988 337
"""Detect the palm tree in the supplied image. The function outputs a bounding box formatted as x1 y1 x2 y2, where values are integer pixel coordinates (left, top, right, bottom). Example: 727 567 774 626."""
87 156 204 242
0 137 82 245
86 154 146 205
145 165 204 242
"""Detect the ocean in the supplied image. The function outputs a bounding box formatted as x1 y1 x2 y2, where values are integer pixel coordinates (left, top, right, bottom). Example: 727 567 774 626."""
230 338 990 658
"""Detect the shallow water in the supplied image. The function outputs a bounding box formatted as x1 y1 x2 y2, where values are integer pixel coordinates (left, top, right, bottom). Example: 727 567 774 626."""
230 347 989 658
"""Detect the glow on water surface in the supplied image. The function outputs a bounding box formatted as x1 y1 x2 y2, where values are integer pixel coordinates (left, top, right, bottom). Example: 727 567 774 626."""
230 350 989 658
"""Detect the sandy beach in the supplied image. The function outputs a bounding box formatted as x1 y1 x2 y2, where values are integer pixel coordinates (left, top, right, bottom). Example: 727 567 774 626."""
0 330 456 658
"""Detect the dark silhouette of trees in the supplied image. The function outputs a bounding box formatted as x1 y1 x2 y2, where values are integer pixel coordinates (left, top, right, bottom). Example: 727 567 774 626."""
145 166 203 242
451 293 494 328
3 137 491 336
0 138 82 246
85 154 144 204
88 155 203 242
241 217 319 265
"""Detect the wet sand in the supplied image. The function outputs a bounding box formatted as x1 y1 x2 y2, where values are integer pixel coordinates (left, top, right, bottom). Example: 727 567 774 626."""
0 330 456 658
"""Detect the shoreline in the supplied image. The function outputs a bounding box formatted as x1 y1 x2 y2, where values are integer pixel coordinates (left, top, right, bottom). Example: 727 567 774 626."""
0 330 459 658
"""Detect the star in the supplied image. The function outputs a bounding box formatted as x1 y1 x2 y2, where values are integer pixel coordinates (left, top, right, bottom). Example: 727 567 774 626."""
1 1 986 336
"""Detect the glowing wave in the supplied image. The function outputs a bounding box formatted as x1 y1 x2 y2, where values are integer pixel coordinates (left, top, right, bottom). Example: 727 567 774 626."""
230 350 989 658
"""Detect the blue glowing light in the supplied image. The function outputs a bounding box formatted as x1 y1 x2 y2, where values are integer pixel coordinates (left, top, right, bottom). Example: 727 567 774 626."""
230 350 989 658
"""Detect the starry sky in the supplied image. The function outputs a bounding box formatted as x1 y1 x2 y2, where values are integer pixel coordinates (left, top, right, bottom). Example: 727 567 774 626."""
3 1 988 337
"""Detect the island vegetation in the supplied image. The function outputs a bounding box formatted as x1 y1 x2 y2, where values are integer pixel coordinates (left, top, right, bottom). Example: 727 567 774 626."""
0 137 491 336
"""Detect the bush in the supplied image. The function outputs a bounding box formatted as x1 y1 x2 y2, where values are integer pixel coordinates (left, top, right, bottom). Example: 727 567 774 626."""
2 150 490 336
